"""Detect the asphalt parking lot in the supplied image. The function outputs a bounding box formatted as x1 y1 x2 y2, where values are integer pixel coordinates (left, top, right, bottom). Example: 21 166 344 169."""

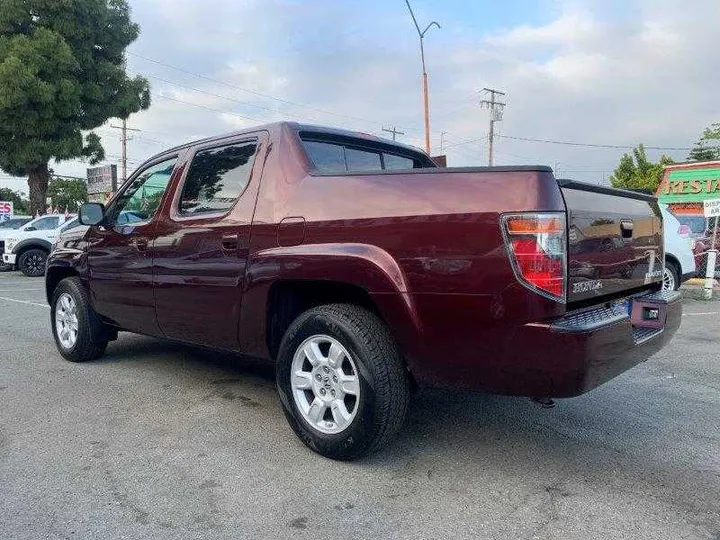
0 271 719 540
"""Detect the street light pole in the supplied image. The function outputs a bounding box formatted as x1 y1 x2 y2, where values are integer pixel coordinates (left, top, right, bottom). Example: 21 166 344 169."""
405 0 440 155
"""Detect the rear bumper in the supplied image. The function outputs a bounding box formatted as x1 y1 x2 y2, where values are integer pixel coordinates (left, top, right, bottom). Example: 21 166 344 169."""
495 290 682 397
404 289 682 398
2 253 16 265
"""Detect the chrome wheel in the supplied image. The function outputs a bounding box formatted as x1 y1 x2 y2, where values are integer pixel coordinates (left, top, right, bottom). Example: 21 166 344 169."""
290 335 360 435
663 267 676 291
55 293 79 349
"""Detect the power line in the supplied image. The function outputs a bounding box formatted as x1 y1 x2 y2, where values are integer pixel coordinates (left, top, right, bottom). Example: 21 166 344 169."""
128 51 421 133
443 135 489 149
137 72 313 123
157 93 268 123
498 135 690 151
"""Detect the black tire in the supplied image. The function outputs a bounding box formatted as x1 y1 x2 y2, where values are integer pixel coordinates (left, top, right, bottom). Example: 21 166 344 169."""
276 304 410 461
663 259 680 291
51 277 108 362
18 248 48 277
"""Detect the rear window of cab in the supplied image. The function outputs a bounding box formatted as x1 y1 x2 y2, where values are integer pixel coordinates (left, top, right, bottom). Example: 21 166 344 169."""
300 133 434 173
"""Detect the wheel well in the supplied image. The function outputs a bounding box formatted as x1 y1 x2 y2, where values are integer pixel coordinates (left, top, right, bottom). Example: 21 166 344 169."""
45 267 79 304
266 280 381 360
665 254 680 274
17 244 49 257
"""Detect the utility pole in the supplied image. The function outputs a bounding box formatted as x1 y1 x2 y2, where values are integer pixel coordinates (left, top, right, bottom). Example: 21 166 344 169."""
480 88 506 166
110 119 141 183
382 126 405 141
440 131 447 153
405 1 440 155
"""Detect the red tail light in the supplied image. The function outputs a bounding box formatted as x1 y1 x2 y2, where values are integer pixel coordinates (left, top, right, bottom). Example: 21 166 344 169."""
502 213 567 302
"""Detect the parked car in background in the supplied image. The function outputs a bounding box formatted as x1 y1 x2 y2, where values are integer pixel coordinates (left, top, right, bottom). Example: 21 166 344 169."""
0 216 33 270
660 205 696 290
46 122 681 460
2 214 78 276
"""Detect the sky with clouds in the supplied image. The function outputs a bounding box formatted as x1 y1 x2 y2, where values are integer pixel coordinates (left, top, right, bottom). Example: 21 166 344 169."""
1 0 719 194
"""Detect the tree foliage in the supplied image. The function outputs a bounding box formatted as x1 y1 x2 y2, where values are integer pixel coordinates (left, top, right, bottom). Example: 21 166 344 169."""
0 0 150 214
610 144 674 191
47 178 87 212
688 123 720 161
0 187 29 214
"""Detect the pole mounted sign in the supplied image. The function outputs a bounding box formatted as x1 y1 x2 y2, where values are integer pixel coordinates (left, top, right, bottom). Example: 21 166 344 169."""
0 201 13 222
703 198 720 218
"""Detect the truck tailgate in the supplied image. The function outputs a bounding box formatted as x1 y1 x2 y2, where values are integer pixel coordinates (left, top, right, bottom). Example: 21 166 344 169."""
560 180 663 304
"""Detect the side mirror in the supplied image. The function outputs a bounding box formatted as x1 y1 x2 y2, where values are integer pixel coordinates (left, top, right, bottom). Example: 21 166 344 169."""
79 202 106 226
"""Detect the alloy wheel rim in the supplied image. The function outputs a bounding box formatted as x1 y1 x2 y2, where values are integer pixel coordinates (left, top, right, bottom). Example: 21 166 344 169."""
290 335 360 435
55 293 79 349
663 268 675 291
27 253 45 275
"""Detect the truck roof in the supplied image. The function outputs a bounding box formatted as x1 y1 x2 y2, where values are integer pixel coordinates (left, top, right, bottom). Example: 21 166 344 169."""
160 121 426 158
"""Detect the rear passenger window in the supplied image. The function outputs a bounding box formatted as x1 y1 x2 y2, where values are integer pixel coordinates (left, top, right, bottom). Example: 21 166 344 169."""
383 154 414 170
179 141 257 216
303 141 346 173
301 134 433 173
346 148 382 171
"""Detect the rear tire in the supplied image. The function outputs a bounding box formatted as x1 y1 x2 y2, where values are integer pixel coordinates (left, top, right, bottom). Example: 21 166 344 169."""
18 248 48 277
663 260 680 291
276 304 410 460
51 277 108 362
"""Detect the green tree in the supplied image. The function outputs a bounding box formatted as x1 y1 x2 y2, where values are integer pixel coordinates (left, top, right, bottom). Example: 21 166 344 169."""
47 178 87 212
688 123 720 161
610 144 674 191
0 0 150 215
0 187 29 214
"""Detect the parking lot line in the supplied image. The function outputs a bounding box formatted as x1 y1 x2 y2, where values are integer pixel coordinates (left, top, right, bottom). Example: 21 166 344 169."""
683 311 720 316
0 288 43 292
0 296 49 308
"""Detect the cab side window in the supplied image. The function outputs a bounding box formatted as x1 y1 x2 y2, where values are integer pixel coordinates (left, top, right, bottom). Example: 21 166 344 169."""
30 216 60 230
178 141 257 216
109 157 177 225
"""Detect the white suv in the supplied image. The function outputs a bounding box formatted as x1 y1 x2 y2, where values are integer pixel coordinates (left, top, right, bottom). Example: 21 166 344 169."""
2 214 78 276
661 205 696 290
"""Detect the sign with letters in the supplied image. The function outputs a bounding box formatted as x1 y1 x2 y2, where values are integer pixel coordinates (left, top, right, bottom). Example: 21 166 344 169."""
657 166 720 203
0 201 13 222
703 198 720 218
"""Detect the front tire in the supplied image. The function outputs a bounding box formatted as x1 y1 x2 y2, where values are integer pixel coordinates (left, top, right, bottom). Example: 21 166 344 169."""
276 304 410 460
51 277 108 362
18 248 48 277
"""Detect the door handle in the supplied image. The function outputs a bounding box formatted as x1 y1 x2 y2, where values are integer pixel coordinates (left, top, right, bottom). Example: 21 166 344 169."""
221 234 239 252
620 220 634 239
132 237 149 251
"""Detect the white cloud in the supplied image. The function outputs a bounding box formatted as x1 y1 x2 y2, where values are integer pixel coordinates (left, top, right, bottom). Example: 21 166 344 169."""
485 9 599 48
3 0 718 192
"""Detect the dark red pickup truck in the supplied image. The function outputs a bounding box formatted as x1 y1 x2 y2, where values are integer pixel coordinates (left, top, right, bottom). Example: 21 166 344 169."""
46 122 681 459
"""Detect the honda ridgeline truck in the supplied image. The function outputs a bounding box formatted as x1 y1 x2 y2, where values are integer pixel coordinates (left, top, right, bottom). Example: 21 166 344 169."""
46 122 681 460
